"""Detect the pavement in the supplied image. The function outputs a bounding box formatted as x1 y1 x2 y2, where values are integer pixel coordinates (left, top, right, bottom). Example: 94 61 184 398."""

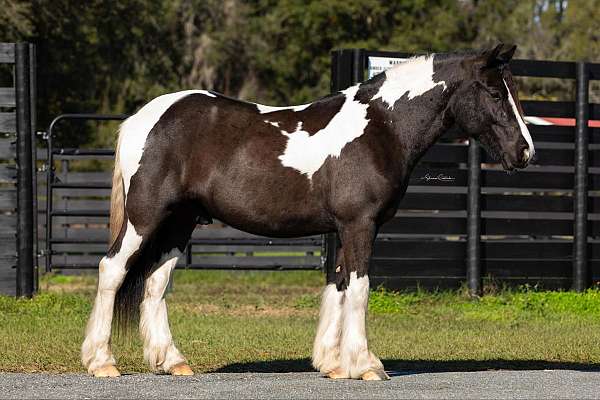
1 370 599 399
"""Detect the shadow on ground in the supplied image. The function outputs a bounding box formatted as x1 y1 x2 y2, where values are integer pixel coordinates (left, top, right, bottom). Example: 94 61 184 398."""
211 359 600 374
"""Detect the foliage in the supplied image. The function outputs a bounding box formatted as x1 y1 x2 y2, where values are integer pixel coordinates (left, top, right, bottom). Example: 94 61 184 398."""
368 284 600 319
0 0 598 147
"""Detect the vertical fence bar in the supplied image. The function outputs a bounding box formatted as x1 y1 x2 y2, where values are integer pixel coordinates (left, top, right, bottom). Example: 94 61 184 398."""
15 43 34 297
466 139 482 296
352 48 364 84
45 122 54 272
573 61 590 292
29 43 38 292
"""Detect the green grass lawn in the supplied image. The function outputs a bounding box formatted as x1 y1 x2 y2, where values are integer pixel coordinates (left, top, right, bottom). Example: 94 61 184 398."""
1 270 600 373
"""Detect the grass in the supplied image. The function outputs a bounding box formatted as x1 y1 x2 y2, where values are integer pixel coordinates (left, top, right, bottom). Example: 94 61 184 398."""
1 270 600 373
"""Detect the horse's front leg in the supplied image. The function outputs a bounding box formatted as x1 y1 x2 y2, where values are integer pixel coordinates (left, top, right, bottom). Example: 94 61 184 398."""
336 218 388 380
312 246 344 375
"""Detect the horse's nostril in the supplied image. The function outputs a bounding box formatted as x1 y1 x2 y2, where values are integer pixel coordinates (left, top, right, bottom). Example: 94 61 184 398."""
523 148 530 163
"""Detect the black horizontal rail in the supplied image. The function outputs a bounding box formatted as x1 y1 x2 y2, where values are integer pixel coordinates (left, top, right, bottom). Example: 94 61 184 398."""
49 237 323 246
50 263 322 271
50 210 109 217
360 50 600 81
50 182 111 189
52 148 115 156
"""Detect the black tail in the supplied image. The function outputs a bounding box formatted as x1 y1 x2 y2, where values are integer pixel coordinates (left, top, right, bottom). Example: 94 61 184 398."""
113 259 146 337
112 226 171 336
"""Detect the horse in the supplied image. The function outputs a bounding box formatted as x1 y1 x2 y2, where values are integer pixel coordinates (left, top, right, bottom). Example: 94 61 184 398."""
81 43 534 380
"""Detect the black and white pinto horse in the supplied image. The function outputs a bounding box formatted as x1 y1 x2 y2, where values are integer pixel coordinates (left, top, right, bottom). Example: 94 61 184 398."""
82 44 534 380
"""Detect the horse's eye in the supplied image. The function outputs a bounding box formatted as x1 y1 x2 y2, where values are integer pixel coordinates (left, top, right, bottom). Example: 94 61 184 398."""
489 91 502 101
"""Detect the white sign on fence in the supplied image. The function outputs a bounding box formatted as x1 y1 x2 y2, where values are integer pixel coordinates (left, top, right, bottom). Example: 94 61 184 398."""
367 56 408 79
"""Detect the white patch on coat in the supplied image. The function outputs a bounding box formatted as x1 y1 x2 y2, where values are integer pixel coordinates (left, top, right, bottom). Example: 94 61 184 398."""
256 103 311 114
277 85 369 179
339 272 383 378
312 284 344 373
265 120 280 128
372 55 447 109
504 79 535 160
140 250 186 372
118 90 216 194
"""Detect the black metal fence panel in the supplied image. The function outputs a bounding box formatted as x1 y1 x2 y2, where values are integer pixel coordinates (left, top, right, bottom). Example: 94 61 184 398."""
330 49 600 291
10 46 600 294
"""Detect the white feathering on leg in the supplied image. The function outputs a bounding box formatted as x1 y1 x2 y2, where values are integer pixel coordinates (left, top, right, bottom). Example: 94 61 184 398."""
140 250 187 373
339 272 385 379
312 284 344 374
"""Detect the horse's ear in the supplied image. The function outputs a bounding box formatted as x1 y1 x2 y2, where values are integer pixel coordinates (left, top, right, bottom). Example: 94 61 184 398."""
482 43 516 69
498 44 517 63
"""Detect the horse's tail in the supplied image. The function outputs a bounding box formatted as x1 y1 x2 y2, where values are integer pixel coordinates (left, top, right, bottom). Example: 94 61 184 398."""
109 127 125 246
110 125 141 336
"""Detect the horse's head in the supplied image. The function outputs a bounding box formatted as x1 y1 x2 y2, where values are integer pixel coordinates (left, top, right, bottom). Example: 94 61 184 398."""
450 44 535 171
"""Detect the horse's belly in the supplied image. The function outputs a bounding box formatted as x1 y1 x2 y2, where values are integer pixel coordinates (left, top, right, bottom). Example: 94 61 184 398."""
219 213 330 238
204 174 331 237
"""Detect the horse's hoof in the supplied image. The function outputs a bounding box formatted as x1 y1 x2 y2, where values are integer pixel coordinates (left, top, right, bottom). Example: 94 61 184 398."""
327 368 348 379
93 365 121 377
170 363 194 376
361 370 390 381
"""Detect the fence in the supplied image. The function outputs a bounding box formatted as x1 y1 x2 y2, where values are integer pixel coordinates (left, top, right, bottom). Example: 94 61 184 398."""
331 49 600 292
0 43 36 297
4 44 600 296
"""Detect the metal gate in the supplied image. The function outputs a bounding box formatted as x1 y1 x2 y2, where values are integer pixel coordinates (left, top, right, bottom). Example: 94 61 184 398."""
44 115 325 273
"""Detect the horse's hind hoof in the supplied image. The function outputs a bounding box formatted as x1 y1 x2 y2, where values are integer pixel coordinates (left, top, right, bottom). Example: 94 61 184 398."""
93 365 121 377
170 363 194 376
361 370 390 381
326 368 348 379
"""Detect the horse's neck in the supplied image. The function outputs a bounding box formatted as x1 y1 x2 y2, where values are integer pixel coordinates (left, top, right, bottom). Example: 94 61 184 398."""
369 76 457 168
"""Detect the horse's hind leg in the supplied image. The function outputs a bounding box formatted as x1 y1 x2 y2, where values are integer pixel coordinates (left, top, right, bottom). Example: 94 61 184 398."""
140 251 191 375
81 220 143 377
139 204 198 375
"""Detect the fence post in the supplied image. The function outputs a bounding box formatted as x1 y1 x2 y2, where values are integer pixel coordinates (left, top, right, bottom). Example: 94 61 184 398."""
15 43 35 297
573 61 590 292
467 140 482 296
29 43 38 292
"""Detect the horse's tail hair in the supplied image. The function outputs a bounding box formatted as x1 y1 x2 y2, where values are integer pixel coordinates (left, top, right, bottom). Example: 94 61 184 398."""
109 125 141 336
109 127 125 246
